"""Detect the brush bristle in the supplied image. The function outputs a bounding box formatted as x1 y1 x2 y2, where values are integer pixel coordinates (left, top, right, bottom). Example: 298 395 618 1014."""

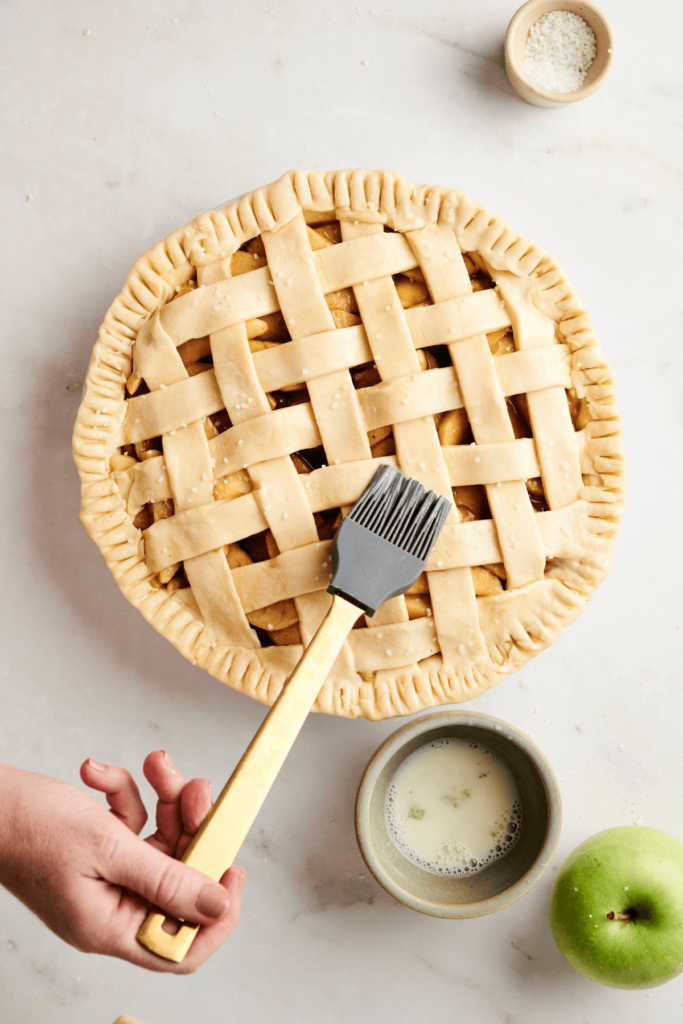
348 464 450 561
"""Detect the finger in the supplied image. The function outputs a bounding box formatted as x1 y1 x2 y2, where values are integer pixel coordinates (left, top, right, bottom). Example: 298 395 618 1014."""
109 866 246 974
143 750 187 802
144 834 171 855
177 778 213 857
80 759 148 835
143 751 187 853
104 829 234 930
169 866 245 974
181 778 213 836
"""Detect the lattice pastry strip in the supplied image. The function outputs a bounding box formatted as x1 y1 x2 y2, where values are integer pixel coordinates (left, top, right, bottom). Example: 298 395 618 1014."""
399 224 490 662
123 369 224 444
314 222 409 633
341 220 449 653
427 565 485 665
228 540 331 612
142 469 586 577
248 458 317 552
364 596 410 629
173 499 589 616
163 419 213 510
307 370 371 465
403 222 546 591
202 254 315 660
355 277 422 382
490 271 583 509
211 322 272 423
120 342 573 446
183 550 255 648
261 212 362 683
153 370 256 647
347 615 438 671
405 290 511 350
164 423 256 648
342 221 415 634
406 224 472 302
262 215 336 337
210 403 321 479
448 334 545 588
144 493 266 570
253 325 371 393
262 215 369 474
133 311 189 392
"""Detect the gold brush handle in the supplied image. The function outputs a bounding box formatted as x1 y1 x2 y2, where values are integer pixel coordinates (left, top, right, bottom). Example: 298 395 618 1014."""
136 594 361 963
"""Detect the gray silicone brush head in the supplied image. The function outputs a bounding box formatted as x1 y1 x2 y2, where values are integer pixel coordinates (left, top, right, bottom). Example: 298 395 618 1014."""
327 465 450 617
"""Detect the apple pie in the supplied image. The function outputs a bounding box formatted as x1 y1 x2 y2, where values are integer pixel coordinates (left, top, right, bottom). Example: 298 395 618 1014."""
73 169 624 720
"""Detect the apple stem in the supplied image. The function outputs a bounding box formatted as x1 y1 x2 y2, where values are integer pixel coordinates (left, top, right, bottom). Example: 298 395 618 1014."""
606 909 637 924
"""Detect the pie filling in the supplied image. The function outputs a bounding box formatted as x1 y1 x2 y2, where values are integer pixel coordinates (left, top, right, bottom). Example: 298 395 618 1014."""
111 220 589 653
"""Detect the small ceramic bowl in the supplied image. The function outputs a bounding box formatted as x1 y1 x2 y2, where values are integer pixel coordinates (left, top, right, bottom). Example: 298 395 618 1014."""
505 0 615 108
356 711 561 918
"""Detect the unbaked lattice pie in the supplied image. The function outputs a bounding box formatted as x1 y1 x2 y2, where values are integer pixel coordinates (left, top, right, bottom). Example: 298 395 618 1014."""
73 169 624 720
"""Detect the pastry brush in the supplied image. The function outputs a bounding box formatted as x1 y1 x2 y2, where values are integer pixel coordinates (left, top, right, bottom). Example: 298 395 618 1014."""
137 464 450 962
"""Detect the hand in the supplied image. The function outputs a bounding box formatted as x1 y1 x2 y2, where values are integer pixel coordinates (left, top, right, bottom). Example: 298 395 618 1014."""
0 752 244 973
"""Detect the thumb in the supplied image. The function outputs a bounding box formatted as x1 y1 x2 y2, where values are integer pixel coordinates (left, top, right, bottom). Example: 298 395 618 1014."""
106 830 231 926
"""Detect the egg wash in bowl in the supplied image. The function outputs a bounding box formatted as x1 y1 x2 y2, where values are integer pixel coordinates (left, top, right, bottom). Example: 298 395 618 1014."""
385 738 523 877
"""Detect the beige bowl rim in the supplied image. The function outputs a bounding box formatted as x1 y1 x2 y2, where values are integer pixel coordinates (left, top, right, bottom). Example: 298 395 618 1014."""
505 0 616 105
355 710 562 918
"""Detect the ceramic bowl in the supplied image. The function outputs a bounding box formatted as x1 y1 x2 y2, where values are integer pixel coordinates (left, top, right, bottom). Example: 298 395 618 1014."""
505 0 615 108
355 711 561 918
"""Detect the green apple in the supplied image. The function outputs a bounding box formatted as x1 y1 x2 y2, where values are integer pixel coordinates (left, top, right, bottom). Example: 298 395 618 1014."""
550 826 683 989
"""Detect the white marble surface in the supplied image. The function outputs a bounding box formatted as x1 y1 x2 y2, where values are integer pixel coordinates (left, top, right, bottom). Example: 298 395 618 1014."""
2 0 682 1021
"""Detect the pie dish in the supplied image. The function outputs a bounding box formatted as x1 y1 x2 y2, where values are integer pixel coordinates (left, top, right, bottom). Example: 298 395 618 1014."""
73 168 624 720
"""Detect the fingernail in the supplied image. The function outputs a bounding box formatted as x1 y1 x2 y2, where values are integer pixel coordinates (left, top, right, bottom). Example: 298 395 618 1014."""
236 867 246 892
161 751 177 774
87 758 106 772
195 884 230 919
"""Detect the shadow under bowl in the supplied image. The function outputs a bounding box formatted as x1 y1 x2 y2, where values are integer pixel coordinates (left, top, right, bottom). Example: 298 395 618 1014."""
505 0 615 108
356 711 561 918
